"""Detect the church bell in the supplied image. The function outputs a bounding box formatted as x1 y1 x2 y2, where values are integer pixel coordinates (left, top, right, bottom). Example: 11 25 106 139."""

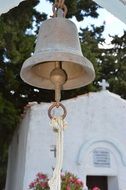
20 7 95 91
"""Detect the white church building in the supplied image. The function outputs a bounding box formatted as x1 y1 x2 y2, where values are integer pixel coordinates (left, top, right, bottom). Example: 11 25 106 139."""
5 89 126 190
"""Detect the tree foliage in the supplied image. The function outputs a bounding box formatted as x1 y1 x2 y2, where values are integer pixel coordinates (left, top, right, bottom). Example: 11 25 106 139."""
0 0 47 188
0 94 19 188
100 32 126 98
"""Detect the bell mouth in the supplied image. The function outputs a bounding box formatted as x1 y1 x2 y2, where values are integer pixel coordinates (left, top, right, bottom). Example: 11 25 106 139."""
20 51 95 90
32 61 86 88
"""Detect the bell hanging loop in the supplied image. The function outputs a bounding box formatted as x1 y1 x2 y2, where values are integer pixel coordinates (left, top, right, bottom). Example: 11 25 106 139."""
52 0 68 17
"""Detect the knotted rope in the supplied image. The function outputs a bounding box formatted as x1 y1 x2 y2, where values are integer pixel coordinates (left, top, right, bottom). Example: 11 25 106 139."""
48 103 67 190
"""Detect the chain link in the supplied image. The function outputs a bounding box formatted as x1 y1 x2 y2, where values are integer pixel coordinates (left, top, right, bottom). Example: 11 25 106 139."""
48 102 67 119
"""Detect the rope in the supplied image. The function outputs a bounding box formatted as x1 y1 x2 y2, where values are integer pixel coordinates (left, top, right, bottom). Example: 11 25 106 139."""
48 117 67 190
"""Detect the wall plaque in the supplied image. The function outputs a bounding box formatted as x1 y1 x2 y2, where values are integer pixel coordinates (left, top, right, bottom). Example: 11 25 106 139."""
93 148 110 168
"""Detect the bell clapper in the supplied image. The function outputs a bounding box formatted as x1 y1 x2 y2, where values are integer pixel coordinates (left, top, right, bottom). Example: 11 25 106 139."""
50 61 67 104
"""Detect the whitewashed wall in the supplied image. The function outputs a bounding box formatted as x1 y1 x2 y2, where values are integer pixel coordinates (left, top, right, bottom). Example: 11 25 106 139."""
5 109 31 190
5 91 126 190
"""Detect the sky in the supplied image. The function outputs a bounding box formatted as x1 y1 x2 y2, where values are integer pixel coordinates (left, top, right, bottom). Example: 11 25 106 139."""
36 0 126 47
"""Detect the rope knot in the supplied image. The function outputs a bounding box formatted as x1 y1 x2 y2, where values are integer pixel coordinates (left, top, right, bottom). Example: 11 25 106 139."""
50 117 67 132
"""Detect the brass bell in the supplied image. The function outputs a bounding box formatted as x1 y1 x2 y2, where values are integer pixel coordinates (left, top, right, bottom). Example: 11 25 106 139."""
20 16 95 90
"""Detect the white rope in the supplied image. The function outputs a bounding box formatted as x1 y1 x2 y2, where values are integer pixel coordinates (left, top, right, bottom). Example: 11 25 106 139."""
48 117 67 190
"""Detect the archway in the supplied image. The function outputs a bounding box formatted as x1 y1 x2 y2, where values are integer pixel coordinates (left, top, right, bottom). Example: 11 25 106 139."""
76 137 126 190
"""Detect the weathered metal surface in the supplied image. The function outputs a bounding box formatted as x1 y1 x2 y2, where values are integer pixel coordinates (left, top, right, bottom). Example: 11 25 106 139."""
20 17 95 90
